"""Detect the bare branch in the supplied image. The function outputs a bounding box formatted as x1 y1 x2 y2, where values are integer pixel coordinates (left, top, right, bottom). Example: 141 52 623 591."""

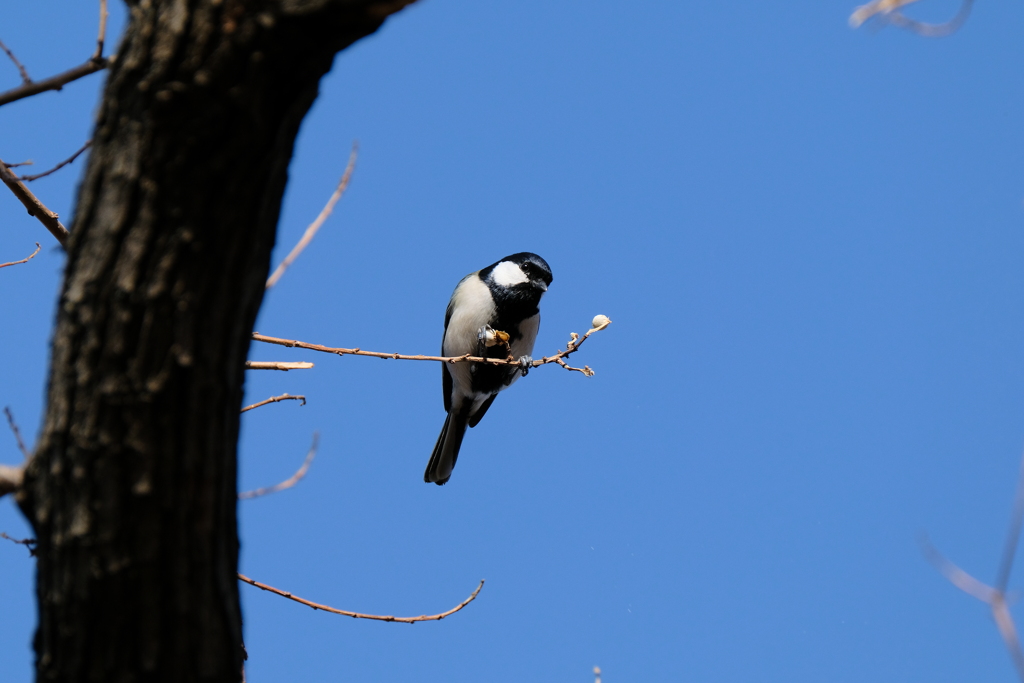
251 315 612 375
239 433 318 500
921 536 1024 680
4 160 33 168
238 574 485 623
266 142 358 289
0 242 41 270
4 407 30 459
850 0 923 26
0 39 31 84
94 0 109 61
0 58 107 109
850 0 973 36
240 393 307 413
0 157 69 247
17 141 91 182
244 361 314 371
0 531 36 556
0 0 109 107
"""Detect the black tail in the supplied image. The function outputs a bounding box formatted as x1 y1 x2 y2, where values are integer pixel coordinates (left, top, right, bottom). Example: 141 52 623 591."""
423 411 468 485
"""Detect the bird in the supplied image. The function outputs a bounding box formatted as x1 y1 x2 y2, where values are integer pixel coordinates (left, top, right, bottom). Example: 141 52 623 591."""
424 252 553 485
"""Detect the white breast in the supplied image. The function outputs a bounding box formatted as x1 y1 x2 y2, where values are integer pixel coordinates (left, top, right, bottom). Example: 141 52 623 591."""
443 273 496 356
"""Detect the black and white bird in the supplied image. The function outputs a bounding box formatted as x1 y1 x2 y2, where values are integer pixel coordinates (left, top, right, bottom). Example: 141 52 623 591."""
424 252 553 485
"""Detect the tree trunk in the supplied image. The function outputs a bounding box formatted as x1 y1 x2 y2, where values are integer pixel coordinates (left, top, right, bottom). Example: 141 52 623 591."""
17 2 413 681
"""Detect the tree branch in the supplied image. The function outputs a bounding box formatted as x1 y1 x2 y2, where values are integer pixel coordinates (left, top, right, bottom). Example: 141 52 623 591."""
921 536 1024 680
0 242 41 270
921 449 1024 681
239 433 318 500
0 58 108 109
0 464 23 499
238 574 484 623
251 315 612 375
0 0 110 108
0 157 69 247
266 142 358 289
240 393 306 413
244 361 314 371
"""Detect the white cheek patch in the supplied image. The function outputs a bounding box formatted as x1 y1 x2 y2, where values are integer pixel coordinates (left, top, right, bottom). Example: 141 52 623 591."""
491 260 529 287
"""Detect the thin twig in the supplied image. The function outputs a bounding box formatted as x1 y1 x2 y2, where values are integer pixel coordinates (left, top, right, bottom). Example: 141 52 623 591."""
0 532 36 556
922 448 1024 681
885 0 973 37
251 316 611 374
266 142 358 289
996 450 1024 594
244 361 314 371
238 574 485 623
0 242 41 270
94 0 109 61
4 407 30 459
850 0 923 26
921 535 1024 680
18 141 91 182
0 39 31 84
239 433 318 500
0 157 69 247
849 0 973 36
4 160 33 168
241 393 307 413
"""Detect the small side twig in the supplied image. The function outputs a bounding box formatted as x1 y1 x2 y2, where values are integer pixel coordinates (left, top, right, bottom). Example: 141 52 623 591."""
4 407 30 459
239 433 318 500
244 361 314 371
241 393 307 413
251 315 612 375
17 141 91 182
0 157 69 247
0 39 31 84
266 142 358 289
238 574 485 623
0 242 41 270
0 532 36 556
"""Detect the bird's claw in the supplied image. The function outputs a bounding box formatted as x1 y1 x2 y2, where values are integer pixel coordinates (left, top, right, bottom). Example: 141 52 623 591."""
517 355 533 377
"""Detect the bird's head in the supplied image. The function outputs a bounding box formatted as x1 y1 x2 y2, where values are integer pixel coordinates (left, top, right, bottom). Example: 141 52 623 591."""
486 252 553 295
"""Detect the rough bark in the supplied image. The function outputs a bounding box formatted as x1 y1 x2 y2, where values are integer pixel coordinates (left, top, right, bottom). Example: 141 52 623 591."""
16 1 414 681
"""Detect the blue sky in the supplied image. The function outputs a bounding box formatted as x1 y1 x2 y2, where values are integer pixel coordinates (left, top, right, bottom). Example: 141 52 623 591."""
3 1 1024 681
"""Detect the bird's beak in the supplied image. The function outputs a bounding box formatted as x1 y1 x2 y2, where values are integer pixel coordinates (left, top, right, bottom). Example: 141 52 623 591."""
533 279 548 292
